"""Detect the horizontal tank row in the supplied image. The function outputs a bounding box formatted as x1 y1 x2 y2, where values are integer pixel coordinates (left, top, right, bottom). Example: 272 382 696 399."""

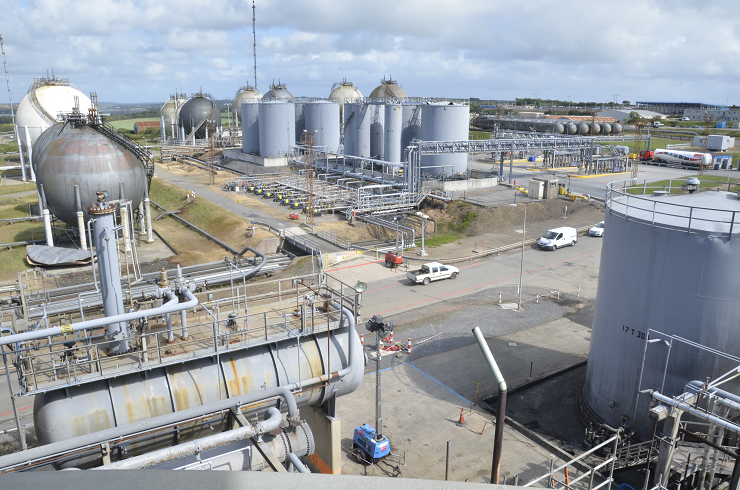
473 115 622 136
242 100 341 157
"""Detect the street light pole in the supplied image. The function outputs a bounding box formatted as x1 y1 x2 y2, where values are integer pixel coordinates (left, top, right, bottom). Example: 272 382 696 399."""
518 208 526 310
225 103 232 128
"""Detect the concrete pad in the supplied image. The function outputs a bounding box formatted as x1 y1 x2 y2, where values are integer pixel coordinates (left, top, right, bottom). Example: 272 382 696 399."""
337 362 581 483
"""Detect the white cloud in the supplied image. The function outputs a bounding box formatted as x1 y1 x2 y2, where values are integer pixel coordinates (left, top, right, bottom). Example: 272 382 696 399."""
0 0 737 104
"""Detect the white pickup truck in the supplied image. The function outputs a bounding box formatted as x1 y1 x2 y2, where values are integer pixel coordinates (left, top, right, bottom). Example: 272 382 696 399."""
406 262 460 285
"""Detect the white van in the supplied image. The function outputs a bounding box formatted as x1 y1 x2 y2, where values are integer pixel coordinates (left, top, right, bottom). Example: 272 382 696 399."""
538 227 578 250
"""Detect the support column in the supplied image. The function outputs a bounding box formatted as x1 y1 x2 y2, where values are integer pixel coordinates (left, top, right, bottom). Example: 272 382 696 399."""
15 128 26 182
75 185 87 251
654 407 682 486
302 399 341 474
24 126 35 182
144 185 154 243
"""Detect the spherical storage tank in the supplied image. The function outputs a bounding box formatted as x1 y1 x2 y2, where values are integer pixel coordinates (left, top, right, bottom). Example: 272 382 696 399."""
329 79 363 132
582 184 740 440
384 104 402 163
161 93 187 137
241 101 260 155
369 77 408 100
179 94 220 140
258 101 295 158
304 101 340 153
233 85 262 125
420 102 470 176
16 76 93 149
32 123 146 227
262 81 293 101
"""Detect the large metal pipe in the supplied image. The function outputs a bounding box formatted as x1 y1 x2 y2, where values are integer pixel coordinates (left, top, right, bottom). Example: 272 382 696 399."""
472 327 507 485
143 185 153 243
0 387 298 471
648 390 740 434
287 452 310 474
42 209 53 247
74 186 87 251
96 407 283 470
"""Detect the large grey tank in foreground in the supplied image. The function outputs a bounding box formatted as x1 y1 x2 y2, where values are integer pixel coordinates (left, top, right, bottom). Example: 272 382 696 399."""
32 123 146 226
420 102 469 176
304 101 340 153
582 183 740 439
258 101 295 158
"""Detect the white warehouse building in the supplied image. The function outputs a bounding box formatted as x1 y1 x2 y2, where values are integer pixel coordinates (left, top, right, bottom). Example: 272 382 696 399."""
596 109 667 122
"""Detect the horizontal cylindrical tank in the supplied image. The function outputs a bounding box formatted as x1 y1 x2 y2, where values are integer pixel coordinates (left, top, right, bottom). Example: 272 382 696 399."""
420 102 470 176
241 102 260 155
384 103 402 163
554 122 565 134
32 123 146 226
16 79 93 149
259 101 295 157
304 101 340 153
401 104 422 154
179 96 220 140
578 122 590 135
612 123 623 134
601 123 612 135
370 104 384 160
34 325 362 467
582 187 740 440
566 122 578 135
589 122 601 135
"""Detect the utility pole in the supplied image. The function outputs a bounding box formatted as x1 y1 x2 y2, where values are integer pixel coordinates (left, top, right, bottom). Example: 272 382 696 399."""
1 34 25 182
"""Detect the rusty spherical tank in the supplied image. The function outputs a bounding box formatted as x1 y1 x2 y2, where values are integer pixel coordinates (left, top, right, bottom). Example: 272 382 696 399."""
32 123 146 226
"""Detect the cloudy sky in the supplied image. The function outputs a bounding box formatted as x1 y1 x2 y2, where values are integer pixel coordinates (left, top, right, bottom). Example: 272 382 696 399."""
1 0 738 105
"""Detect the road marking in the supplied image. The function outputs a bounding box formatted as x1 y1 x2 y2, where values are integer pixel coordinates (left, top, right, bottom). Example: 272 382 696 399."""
364 249 601 319
325 259 385 272
0 405 32 417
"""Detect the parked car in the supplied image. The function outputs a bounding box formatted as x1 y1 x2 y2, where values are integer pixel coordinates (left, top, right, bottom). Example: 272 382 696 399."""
406 262 459 285
589 221 604 237
538 227 578 250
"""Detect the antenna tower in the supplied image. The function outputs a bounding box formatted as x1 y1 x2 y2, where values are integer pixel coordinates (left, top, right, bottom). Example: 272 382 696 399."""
301 131 315 225
0 35 16 139
252 1 258 89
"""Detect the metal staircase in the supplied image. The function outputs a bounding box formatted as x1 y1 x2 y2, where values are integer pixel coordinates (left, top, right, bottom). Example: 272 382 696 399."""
93 122 155 181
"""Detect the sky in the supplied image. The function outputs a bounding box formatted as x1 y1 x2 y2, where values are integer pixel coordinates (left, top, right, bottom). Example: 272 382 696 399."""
1 0 739 105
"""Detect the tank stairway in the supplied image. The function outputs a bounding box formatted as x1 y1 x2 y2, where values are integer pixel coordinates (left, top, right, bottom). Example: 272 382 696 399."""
93 123 155 180
611 438 659 470
28 88 56 124
182 93 219 143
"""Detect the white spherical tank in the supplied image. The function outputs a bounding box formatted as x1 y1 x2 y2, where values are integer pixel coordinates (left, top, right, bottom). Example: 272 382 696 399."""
369 77 408 100
258 101 295 158
16 77 92 149
329 80 363 133
160 93 187 137
582 183 740 439
241 101 260 155
420 102 470 176
304 101 340 153
384 103 402 163
370 103 385 160
401 104 422 154
233 85 261 125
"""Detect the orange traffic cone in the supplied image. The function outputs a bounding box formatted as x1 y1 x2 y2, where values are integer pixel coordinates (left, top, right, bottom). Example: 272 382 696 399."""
457 408 467 427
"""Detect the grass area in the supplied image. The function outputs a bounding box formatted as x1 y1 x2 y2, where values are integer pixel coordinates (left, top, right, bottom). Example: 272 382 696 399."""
0 196 43 280
417 202 478 248
0 141 18 153
626 174 740 195
0 182 36 196
470 131 492 140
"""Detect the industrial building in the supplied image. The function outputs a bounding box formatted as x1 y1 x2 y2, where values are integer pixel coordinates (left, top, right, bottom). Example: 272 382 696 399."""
683 108 740 122
596 108 666 121
635 101 726 116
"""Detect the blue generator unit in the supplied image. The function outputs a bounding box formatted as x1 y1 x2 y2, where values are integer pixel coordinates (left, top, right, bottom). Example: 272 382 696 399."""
352 424 391 463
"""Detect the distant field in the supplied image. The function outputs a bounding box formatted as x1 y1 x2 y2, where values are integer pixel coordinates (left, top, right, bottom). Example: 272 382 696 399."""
108 117 160 131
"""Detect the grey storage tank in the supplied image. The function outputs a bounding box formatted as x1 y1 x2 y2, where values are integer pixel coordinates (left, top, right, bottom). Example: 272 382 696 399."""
304 100 340 153
370 103 385 160
401 104 422 154
588 122 601 135
384 103 402 162
578 122 590 135
32 123 147 227
294 102 305 144
179 93 220 140
343 103 355 155
601 122 612 135
420 102 470 176
258 101 295 158
582 183 740 440
565 122 578 135
241 101 260 155
345 102 371 158
612 123 623 134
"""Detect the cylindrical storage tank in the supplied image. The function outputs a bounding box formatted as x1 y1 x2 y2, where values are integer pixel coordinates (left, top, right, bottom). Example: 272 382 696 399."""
343 103 355 155
179 96 220 140
601 123 612 135
241 101 260 155
578 122 590 135
16 78 93 149
33 324 363 468
31 123 146 227
370 104 385 160
384 103 402 162
420 102 470 176
566 122 578 135
304 101 340 153
328 80 364 133
294 102 305 144
401 104 422 154
554 122 565 134
588 122 601 135
258 101 295 158
612 123 623 134
582 186 740 440
347 102 371 158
